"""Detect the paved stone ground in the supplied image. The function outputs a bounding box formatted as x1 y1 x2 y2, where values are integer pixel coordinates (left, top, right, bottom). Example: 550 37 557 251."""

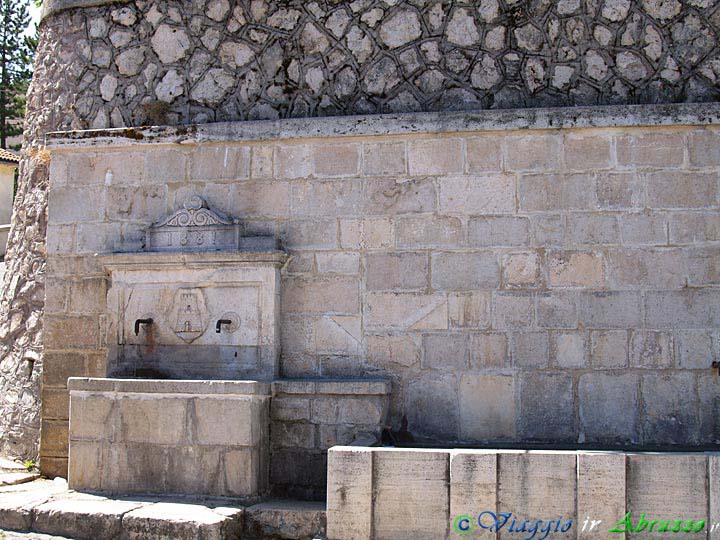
0 478 326 540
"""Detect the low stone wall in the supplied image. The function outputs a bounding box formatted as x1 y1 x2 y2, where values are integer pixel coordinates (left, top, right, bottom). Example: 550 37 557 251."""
270 379 390 500
67 378 270 497
327 446 720 540
42 104 720 478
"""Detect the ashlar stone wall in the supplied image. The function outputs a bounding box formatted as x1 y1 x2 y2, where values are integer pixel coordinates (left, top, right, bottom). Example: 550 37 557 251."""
42 106 720 478
4 0 720 460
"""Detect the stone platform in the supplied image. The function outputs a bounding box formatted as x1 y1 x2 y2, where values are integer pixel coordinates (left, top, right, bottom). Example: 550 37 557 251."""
0 479 325 540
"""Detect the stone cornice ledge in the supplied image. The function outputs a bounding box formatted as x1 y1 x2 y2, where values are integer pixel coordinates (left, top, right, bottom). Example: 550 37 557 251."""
41 0 131 22
45 102 720 150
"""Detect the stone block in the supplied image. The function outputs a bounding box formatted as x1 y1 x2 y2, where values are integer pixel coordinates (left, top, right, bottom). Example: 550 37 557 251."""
119 396 186 445
591 330 628 368
244 500 326 540
67 277 107 315
423 333 469 369
366 334 421 369
493 292 534 329
564 134 612 170
577 453 626 540
316 252 359 275
616 132 685 167
450 451 497 540
688 247 720 286
712 456 720 540
189 145 250 180
373 450 449 539
470 332 507 368
536 291 578 329
676 330 714 369
366 292 448 330
280 219 338 249
531 213 565 246
579 373 639 444
67 440 103 491
688 129 720 167
36 382 67 424
272 421 315 449
49 152 69 186
364 177 436 215
123 503 243 540
144 148 187 183
106 185 167 222
670 212 720 244
365 252 427 290
459 374 516 440
408 138 463 175
630 331 674 368
230 181 290 218
505 134 562 171
251 145 274 179
466 136 502 172
608 248 686 289
519 173 596 211
362 141 406 176
282 276 359 314
194 397 262 446
548 251 605 288
512 331 549 368
69 393 114 440
431 251 500 290
627 454 708 523
646 171 717 208
291 179 362 217
438 174 515 214
340 218 394 249
47 224 76 255
498 452 576 534
75 222 122 254
68 151 144 186
338 397 385 425
274 144 312 179
566 213 620 245
315 315 361 355
44 314 100 350
645 290 720 328
519 373 574 441
469 216 530 247
44 352 88 388
580 291 642 328
502 251 541 288
448 292 491 329
406 373 459 439
326 447 372 540
641 372 699 445
49 187 105 223
270 397 310 420
552 331 587 368
312 143 360 177
33 496 146 540
311 398 339 424
596 172 644 209
397 216 463 247
620 212 666 245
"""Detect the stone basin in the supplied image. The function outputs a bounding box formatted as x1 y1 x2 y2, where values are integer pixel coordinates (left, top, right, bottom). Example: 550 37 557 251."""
67 377 270 499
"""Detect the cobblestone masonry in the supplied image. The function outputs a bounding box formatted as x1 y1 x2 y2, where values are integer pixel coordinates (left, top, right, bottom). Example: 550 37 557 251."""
41 116 720 479
3 0 720 461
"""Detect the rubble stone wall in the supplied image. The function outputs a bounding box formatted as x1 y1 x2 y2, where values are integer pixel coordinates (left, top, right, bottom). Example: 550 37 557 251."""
3 0 720 461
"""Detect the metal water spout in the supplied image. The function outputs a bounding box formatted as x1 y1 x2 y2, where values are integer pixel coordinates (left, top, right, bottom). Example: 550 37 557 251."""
134 318 153 335
216 319 232 333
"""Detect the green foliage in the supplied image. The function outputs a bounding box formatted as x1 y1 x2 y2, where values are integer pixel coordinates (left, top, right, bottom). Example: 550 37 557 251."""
23 458 36 471
0 0 35 149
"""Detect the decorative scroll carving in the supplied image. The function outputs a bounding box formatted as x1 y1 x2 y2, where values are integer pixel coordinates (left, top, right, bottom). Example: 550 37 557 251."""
156 195 233 228
146 195 240 253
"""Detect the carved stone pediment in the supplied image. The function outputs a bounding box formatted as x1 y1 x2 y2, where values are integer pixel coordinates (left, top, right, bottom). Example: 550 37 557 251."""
146 195 240 253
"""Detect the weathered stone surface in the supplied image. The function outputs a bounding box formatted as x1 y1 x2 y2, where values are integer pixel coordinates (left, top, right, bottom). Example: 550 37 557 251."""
151 25 190 64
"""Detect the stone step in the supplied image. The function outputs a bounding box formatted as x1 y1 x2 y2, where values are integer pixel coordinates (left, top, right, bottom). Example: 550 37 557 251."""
0 457 26 474
0 479 325 540
0 473 41 488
